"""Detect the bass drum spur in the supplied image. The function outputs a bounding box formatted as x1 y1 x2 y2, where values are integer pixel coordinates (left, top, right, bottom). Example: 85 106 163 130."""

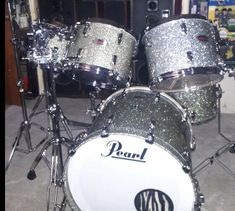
142 14 225 92
63 86 204 211
64 18 137 89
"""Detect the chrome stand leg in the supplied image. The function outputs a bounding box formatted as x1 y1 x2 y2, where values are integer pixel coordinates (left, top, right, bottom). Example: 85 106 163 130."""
193 85 235 178
5 90 48 173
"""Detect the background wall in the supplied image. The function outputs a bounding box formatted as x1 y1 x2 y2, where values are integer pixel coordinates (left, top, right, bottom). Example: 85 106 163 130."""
220 74 235 113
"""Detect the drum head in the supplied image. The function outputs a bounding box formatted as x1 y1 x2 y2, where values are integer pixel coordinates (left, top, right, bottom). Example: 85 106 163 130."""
64 134 196 211
151 67 224 92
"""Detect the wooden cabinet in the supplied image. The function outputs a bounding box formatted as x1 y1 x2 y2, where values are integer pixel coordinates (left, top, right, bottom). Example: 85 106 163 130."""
5 0 21 106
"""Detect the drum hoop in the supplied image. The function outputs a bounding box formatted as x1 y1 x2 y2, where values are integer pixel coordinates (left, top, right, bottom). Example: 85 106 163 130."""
77 19 136 41
145 14 207 31
63 132 197 210
151 67 224 93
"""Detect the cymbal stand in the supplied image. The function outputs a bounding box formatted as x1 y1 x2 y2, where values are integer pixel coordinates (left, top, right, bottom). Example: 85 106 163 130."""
192 85 235 179
5 1 48 172
26 63 77 210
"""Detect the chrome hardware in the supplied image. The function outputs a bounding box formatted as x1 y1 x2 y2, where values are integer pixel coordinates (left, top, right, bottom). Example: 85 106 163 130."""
182 164 191 173
118 32 123 44
180 22 187 34
101 126 109 138
187 51 193 62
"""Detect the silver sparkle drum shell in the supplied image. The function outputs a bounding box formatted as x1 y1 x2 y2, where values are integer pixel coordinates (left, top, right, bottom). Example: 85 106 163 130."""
168 85 218 125
47 34 68 66
142 15 224 92
65 20 137 89
63 86 203 211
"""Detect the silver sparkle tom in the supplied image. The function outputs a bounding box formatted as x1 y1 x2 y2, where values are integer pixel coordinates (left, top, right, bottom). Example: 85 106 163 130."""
142 14 225 92
26 23 68 66
168 85 219 125
64 18 137 89
63 86 204 211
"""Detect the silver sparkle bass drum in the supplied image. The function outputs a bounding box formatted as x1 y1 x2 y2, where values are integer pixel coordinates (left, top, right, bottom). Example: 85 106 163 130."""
142 14 225 92
64 18 137 89
63 86 204 211
169 85 220 125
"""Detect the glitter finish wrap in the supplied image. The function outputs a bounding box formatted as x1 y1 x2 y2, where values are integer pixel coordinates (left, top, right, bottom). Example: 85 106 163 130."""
168 85 218 125
89 86 193 166
47 34 68 65
143 17 224 92
65 21 137 88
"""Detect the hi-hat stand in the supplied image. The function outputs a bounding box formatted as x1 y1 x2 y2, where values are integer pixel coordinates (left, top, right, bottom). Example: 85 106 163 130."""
5 1 48 173
26 63 82 210
192 84 235 179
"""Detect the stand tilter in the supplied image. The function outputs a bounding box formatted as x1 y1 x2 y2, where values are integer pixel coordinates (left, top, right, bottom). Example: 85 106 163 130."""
193 85 235 179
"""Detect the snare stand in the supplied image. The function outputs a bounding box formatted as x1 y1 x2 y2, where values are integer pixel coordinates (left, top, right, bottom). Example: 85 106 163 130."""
192 84 235 179
5 1 48 172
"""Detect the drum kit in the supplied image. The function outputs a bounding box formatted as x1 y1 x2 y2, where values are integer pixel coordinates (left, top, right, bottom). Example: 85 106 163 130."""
6 12 235 211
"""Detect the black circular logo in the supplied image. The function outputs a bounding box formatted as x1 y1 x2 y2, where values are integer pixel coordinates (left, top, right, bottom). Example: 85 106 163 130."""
134 189 174 211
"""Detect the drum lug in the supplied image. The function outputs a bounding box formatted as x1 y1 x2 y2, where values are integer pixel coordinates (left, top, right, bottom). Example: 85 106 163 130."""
187 51 193 62
182 149 190 159
145 37 152 47
194 193 205 210
180 22 187 34
145 132 154 144
101 115 113 138
101 126 109 138
181 112 188 122
121 89 127 97
190 111 196 122
182 163 191 173
118 32 123 44
154 93 160 103
145 120 156 144
112 55 117 66
83 22 90 37
190 136 196 151
77 48 83 59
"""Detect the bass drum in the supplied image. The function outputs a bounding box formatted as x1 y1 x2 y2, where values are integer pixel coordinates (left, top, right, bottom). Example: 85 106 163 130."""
63 86 204 211
168 85 219 125
64 18 137 89
142 14 224 92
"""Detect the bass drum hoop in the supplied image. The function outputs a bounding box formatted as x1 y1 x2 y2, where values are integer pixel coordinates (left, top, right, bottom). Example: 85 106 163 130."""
63 131 198 211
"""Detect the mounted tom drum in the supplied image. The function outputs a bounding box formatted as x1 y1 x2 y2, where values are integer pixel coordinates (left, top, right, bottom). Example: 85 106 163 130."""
64 18 137 89
142 14 225 92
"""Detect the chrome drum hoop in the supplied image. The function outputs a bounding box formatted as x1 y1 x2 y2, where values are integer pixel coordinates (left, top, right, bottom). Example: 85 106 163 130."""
63 86 203 211
64 20 137 89
143 15 225 92
168 85 219 125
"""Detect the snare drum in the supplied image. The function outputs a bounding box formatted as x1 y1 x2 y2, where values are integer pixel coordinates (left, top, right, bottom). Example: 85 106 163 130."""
65 18 137 89
169 85 219 125
63 86 204 211
142 14 225 92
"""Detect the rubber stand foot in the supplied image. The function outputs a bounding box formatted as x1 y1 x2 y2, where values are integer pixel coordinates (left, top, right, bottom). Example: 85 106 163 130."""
27 170 37 180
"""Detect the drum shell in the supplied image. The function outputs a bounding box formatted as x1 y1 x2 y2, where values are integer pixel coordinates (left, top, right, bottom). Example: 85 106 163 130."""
47 34 68 65
63 86 199 211
89 86 193 165
66 22 137 82
143 16 224 91
168 85 218 125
